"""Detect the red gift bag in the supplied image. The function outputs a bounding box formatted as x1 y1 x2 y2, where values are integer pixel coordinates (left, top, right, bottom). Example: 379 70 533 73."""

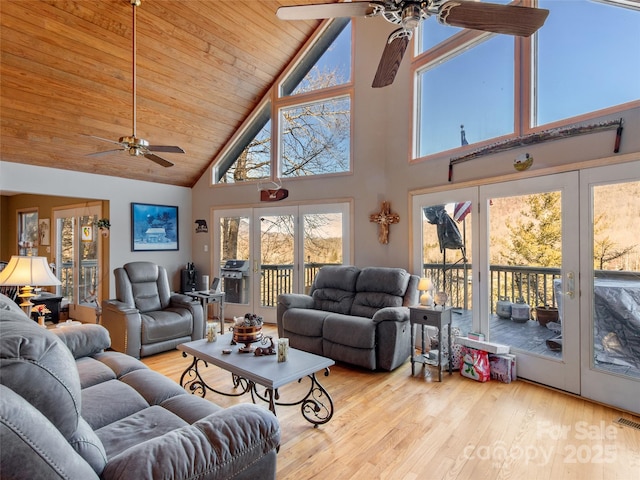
460 347 490 382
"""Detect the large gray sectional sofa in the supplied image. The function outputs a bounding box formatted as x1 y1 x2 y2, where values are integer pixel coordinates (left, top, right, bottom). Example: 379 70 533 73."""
0 293 280 480
277 266 419 371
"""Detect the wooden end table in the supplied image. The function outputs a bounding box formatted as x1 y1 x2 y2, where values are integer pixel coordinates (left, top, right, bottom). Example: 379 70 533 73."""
409 306 453 381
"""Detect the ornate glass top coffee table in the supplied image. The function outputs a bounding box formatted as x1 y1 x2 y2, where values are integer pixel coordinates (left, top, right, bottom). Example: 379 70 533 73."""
178 333 335 427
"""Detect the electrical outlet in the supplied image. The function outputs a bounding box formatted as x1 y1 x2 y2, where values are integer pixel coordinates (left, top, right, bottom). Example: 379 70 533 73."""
204 244 208 252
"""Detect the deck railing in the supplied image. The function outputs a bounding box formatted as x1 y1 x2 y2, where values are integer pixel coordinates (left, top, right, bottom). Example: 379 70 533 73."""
259 263 637 310
61 261 635 311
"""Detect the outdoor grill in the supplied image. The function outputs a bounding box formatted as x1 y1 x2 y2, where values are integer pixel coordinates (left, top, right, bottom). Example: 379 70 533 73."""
221 259 250 304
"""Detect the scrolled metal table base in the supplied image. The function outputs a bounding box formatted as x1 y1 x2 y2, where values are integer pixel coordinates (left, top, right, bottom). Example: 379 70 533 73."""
180 353 333 427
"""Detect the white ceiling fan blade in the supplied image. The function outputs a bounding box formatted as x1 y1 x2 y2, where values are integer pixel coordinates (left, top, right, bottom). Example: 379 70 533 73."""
277 1 381 20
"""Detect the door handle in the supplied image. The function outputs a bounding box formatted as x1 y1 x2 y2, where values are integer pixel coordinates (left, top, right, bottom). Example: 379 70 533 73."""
566 272 575 299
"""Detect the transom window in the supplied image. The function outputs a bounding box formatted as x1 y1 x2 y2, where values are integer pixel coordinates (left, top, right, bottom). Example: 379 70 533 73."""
412 0 640 160
214 19 353 184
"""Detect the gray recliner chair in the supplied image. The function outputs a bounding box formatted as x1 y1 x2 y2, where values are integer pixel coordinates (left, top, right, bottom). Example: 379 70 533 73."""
101 261 204 358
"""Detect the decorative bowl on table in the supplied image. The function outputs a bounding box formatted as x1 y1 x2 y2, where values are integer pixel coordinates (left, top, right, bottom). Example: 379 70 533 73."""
232 313 263 352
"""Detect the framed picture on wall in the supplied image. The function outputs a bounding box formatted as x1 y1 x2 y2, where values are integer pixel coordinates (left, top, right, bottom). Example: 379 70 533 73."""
131 203 179 251
38 218 50 246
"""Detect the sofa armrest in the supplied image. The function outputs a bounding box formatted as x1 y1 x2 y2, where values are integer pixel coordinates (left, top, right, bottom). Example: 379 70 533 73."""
51 324 111 359
278 293 314 310
170 294 204 341
100 404 280 480
372 306 409 324
276 293 314 337
101 300 142 358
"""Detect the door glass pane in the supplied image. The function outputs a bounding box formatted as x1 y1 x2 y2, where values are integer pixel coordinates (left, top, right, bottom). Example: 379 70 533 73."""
488 192 562 358
260 215 294 307
57 216 74 301
79 214 99 306
303 212 343 294
591 181 640 379
219 215 250 305
421 202 472 337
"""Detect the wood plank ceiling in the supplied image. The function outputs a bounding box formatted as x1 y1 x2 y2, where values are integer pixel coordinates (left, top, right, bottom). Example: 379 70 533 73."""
1 0 324 187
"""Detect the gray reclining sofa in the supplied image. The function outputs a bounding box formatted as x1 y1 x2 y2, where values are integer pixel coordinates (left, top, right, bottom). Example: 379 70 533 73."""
277 266 419 371
0 293 280 480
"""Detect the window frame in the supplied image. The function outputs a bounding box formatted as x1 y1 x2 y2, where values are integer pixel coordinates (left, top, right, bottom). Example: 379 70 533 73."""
410 0 640 164
211 18 355 187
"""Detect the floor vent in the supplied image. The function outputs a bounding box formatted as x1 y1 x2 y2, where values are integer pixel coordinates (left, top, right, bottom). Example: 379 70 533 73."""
615 417 640 430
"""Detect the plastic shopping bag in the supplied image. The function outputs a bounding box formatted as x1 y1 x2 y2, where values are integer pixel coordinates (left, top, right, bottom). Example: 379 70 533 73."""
460 346 490 382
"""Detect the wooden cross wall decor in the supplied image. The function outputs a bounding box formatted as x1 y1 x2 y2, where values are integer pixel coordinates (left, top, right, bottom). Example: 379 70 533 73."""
369 201 400 244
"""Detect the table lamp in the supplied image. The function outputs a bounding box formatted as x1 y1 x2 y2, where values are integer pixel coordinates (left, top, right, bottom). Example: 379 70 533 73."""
0 256 62 316
417 277 434 307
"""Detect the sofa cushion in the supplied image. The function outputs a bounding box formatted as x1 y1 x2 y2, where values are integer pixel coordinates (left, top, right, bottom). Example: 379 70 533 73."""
323 314 376 349
90 351 149 377
81 379 149 430
160 394 222 424
0 385 101 480
68 417 108 474
119 369 187 405
281 308 330 337
311 265 359 314
75 357 117 389
0 313 82 439
52 324 110 359
141 308 193 344
351 267 410 318
355 267 411 296
96 405 189 458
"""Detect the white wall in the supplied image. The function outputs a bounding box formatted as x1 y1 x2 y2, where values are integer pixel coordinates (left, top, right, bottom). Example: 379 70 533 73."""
190 17 640 278
0 162 193 295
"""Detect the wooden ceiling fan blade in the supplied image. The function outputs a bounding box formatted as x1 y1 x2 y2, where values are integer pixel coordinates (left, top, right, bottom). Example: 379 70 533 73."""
148 145 186 154
145 153 174 168
277 1 380 20
439 1 549 37
372 29 410 88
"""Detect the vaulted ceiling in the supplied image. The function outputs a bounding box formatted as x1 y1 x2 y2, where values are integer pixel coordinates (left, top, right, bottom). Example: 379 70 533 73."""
0 0 324 187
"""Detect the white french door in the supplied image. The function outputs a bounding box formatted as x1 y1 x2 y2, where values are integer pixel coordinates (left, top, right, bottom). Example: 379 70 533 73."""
53 204 102 322
412 173 580 393
579 162 640 414
213 202 351 323
413 164 640 410
479 173 580 393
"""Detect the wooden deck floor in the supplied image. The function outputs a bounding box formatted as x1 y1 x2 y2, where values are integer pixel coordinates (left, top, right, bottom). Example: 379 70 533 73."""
450 309 561 359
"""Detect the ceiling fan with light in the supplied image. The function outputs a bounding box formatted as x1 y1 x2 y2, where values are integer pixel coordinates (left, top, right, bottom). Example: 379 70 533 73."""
277 0 549 88
85 0 184 168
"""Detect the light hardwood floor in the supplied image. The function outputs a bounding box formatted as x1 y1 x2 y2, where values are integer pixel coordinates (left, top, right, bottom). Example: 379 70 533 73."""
143 326 640 480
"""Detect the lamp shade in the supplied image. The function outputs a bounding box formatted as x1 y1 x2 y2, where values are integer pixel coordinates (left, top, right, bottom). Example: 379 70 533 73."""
0 256 61 287
417 277 433 292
